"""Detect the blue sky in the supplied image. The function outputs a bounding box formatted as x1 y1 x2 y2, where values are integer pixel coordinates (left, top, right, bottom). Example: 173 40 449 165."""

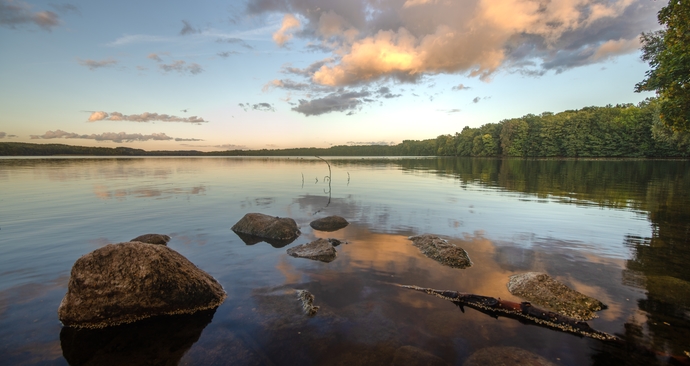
0 0 663 151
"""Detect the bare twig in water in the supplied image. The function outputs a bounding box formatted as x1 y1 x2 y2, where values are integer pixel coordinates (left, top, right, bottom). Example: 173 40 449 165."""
313 156 333 214
301 173 304 189
347 172 350 186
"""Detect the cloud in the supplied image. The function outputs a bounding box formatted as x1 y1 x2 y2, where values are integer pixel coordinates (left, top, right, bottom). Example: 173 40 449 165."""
217 51 239 58
292 90 370 116
87 111 207 124
49 3 80 15
273 13 300 47
216 37 253 49
147 53 163 62
30 130 175 143
247 0 662 86
179 20 199 35
452 84 470 91
262 79 311 92
181 143 248 150
376 86 401 99
238 102 275 112
77 58 117 70
158 60 203 75
0 132 5 138
347 141 395 146
174 138 204 142
0 0 59 30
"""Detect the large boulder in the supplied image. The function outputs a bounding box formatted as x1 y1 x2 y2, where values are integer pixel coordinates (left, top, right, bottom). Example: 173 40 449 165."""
286 238 338 263
58 242 227 329
507 272 606 321
309 216 349 232
130 233 170 245
409 235 472 269
232 213 301 245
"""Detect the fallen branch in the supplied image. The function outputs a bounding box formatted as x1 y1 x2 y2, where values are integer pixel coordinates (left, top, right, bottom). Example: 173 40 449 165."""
399 284 690 365
400 284 618 341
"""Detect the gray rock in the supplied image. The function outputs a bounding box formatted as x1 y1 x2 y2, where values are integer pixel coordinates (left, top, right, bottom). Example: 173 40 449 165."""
310 216 349 232
463 346 556 366
58 242 227 329
232 213 300 242
409 234 472 269
392 345 449 366
130 233 171 245
507 272 606 321
286 238 337 263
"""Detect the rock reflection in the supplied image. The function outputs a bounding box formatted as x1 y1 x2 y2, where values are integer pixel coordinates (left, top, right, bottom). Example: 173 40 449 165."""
233 231 297 248
60 309 216 366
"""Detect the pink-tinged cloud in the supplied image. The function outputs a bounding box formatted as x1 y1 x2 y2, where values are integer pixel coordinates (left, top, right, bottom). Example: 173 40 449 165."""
29 129 176 143
249 0 662 86
273 14 300 47
87 111 207 124
0 0 60 31
78 58 117 70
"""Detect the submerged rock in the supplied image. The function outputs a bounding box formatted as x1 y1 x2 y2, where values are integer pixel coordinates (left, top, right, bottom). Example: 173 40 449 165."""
463 346 556 366
409 234 472 269
296 290 319 316
392 345 449 366
232 213 300 243
309 216 349 232
130 233 171 246
507 272 606 321
58 242 227 329
286 238 337 263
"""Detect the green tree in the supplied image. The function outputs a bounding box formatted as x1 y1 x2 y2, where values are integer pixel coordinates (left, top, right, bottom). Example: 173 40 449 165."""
635 0 690 132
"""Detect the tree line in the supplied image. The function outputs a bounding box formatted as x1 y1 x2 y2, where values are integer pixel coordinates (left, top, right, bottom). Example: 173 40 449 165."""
1 99 689 157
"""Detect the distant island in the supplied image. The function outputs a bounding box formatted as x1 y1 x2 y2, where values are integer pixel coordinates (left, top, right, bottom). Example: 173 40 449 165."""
2 101 688 158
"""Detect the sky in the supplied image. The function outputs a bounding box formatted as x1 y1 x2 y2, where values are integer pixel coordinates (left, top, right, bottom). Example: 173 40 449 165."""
0 0 664 151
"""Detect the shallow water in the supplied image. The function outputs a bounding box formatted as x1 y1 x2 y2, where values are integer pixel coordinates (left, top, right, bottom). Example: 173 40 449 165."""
0 157 688 365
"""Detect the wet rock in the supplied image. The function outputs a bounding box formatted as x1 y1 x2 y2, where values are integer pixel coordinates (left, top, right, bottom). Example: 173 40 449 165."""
463 346 556 366
58 242 227 329
310 216 349 232
507 272 606 321
286 238 337 263
392 345 449 366
130 233 170 245
409 234 472 269
60 309 215 366
232 213 301 243
297 290 319 316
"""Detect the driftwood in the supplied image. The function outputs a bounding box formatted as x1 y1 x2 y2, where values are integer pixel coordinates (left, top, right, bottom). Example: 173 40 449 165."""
399 284 618 341
399 285 690 365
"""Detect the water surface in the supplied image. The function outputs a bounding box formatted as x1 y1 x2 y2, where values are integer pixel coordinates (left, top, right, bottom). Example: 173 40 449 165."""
1 157 688 365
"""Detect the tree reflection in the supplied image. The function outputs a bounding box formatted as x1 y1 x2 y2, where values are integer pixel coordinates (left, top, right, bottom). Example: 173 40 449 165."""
396 157 690 362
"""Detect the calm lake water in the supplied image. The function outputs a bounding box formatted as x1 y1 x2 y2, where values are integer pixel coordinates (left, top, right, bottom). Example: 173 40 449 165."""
1 157 688 365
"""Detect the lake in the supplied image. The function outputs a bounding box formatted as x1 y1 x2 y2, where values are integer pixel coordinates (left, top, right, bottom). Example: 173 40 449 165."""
1 157 688 365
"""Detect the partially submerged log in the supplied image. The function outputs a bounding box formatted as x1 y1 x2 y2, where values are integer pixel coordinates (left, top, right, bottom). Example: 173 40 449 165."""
398 284 618 341
399 284 690 365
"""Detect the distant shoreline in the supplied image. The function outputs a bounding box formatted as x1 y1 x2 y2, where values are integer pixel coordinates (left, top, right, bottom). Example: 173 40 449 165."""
1 142 688 159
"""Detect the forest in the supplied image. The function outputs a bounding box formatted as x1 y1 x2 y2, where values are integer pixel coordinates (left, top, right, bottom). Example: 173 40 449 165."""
2 98 689 157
